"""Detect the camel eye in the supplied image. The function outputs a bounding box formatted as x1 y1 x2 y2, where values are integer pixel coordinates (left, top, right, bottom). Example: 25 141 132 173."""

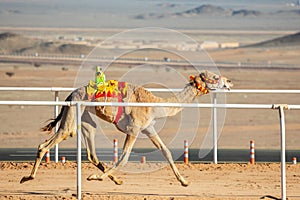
227 80 231 83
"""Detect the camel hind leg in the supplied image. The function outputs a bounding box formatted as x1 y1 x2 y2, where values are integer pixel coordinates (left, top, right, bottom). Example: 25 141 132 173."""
20 126 74 184
20 87 87 184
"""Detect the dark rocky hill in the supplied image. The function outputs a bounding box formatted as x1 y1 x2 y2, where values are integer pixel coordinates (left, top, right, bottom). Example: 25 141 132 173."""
247 32 300 47
173 4 261 17
0 32 92 55
232 9 261 16
174 5 231 16
134 4 262 19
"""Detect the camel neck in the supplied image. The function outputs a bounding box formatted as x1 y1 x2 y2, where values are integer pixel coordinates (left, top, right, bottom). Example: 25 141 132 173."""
168 84 198 103
162 84 198 117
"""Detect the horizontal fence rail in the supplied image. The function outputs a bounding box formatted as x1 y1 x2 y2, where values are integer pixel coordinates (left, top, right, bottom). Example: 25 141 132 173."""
2 86 300 94
1 100 300 110
0 87 75 92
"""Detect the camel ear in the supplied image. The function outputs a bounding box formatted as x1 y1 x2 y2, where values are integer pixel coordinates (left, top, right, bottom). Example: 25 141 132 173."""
189 75 195 81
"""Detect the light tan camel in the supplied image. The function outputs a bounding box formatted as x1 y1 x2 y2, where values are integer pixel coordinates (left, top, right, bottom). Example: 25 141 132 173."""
20 71 233 187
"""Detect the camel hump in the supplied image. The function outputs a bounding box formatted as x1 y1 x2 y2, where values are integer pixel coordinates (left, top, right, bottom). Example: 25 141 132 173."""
133 86 161 103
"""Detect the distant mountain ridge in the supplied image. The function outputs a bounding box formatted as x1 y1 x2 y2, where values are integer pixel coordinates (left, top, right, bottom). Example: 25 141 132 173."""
232 9 261 16
174 4 261 17
247 32 300 47
134 4 263 19
175 4 230 16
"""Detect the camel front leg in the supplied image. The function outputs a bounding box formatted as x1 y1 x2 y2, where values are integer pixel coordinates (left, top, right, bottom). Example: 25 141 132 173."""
89 133 137 181
150 135 189 186
84 132 123 185
80 113 123 185
144 126 189 187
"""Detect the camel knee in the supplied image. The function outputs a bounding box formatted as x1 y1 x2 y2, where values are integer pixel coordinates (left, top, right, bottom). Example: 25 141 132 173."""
37 144 48 158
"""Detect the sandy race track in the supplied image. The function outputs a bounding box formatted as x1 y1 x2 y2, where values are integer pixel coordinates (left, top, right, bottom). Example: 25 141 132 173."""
0 162 300 200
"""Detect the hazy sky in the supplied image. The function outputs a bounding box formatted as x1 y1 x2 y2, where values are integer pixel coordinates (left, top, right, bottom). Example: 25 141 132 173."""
0 0 299 30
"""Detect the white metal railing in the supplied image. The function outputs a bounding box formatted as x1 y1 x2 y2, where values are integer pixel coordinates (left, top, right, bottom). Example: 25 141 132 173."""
2 86 300 93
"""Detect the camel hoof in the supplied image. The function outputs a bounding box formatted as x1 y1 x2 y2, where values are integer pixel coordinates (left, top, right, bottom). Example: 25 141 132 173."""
20 176 34 184
181 181 189 187
108 175 123 185
87 174 103 181
114 179 123 185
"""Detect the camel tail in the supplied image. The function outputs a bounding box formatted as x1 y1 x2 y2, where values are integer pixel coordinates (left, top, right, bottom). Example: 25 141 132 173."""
40 106 65 133
41 92 73 133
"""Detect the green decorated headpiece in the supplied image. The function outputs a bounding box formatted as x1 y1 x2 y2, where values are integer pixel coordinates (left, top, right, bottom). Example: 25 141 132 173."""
95 66 106 84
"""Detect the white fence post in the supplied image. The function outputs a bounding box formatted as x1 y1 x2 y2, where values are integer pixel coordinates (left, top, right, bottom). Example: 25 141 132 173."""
54 91 59 163
278 105 287 200
212 93 218 164
76 103 82 200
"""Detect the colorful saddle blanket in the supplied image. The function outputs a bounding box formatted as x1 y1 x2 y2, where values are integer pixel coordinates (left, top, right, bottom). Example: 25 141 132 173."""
87 79 127 100
86 80 128 124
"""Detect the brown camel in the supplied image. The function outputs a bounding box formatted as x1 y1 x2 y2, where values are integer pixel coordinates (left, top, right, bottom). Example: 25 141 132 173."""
20 71 233 187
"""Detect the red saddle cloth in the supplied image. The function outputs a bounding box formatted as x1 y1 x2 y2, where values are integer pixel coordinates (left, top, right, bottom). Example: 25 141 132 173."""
88 81 127 124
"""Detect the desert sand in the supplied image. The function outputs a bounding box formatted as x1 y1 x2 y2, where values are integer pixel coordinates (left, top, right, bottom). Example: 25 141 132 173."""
0 162 300 200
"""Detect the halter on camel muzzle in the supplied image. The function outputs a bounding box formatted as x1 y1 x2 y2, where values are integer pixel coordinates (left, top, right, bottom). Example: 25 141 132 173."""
190 73 225 95
200 72 225 90
189 75 209 94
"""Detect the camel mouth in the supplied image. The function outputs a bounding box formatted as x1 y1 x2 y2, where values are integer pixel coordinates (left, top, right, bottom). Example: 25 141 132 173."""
205 77 233 91
223 79 233 90
224 85 231 91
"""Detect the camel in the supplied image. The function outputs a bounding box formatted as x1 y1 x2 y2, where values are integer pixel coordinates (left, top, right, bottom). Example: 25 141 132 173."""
20 71 233 187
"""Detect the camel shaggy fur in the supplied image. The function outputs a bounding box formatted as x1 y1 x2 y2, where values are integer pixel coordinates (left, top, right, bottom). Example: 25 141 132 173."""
20 71 233 187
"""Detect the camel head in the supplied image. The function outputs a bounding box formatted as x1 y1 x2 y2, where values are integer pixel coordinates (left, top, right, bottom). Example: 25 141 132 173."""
190 71 233 95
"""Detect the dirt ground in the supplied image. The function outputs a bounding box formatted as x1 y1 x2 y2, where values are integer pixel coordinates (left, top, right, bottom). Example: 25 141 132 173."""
0 162 300 200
